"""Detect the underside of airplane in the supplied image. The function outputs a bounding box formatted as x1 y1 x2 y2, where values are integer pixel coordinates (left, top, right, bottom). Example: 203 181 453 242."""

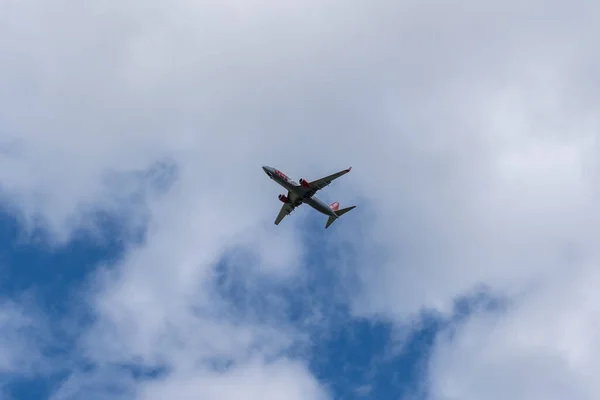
262 165 356 228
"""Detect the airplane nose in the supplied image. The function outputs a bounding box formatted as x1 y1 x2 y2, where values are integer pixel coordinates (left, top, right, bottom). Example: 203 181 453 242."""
262 166 270 174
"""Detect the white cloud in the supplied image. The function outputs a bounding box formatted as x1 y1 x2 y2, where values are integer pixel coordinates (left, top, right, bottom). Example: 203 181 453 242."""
0 299 40 375
48 367 137 400
1 0 600 399
0 295 60 399
138 358 330 400
429 260 600 400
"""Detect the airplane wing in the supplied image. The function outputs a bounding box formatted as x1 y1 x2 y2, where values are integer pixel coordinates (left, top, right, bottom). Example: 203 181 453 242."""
303 167 352 195
274 191 300 225
274 203 294 225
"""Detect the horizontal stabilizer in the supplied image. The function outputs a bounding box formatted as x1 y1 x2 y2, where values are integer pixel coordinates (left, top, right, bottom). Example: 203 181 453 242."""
336 205 355 217
325 205 356 229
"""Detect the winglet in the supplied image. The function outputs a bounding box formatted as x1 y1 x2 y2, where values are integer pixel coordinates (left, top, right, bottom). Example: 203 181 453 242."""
346 167 352 172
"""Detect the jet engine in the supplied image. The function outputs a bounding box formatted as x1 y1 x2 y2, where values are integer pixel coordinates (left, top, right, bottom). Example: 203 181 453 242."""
299 178 310 188
278 194 290 203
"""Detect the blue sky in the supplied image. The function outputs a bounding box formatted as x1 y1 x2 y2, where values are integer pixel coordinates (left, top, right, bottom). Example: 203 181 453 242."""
0 199 497 400
2 1 599 399
1 202 422 399
0 207 123 399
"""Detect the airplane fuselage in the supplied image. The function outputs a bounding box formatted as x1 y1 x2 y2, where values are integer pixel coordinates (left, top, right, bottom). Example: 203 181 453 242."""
262 166 337 217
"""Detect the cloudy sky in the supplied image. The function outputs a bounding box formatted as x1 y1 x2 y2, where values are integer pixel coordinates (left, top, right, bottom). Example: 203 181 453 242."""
1 0 600 399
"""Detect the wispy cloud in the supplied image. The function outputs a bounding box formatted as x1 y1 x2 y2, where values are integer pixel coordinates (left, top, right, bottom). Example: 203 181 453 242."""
1 0 600 399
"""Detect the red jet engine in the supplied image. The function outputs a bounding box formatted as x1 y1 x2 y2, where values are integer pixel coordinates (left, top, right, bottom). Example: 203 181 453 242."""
299 178 310 188
278 194 290 203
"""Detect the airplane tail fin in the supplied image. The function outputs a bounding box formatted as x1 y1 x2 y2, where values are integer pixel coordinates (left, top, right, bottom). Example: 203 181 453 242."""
325 205 356 229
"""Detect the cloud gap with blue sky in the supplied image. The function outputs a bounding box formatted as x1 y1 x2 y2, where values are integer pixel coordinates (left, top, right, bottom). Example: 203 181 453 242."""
2 1 600 399
0 195 506 399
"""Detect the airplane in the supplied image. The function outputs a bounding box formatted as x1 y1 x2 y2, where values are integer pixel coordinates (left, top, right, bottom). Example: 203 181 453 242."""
262 165 356 228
